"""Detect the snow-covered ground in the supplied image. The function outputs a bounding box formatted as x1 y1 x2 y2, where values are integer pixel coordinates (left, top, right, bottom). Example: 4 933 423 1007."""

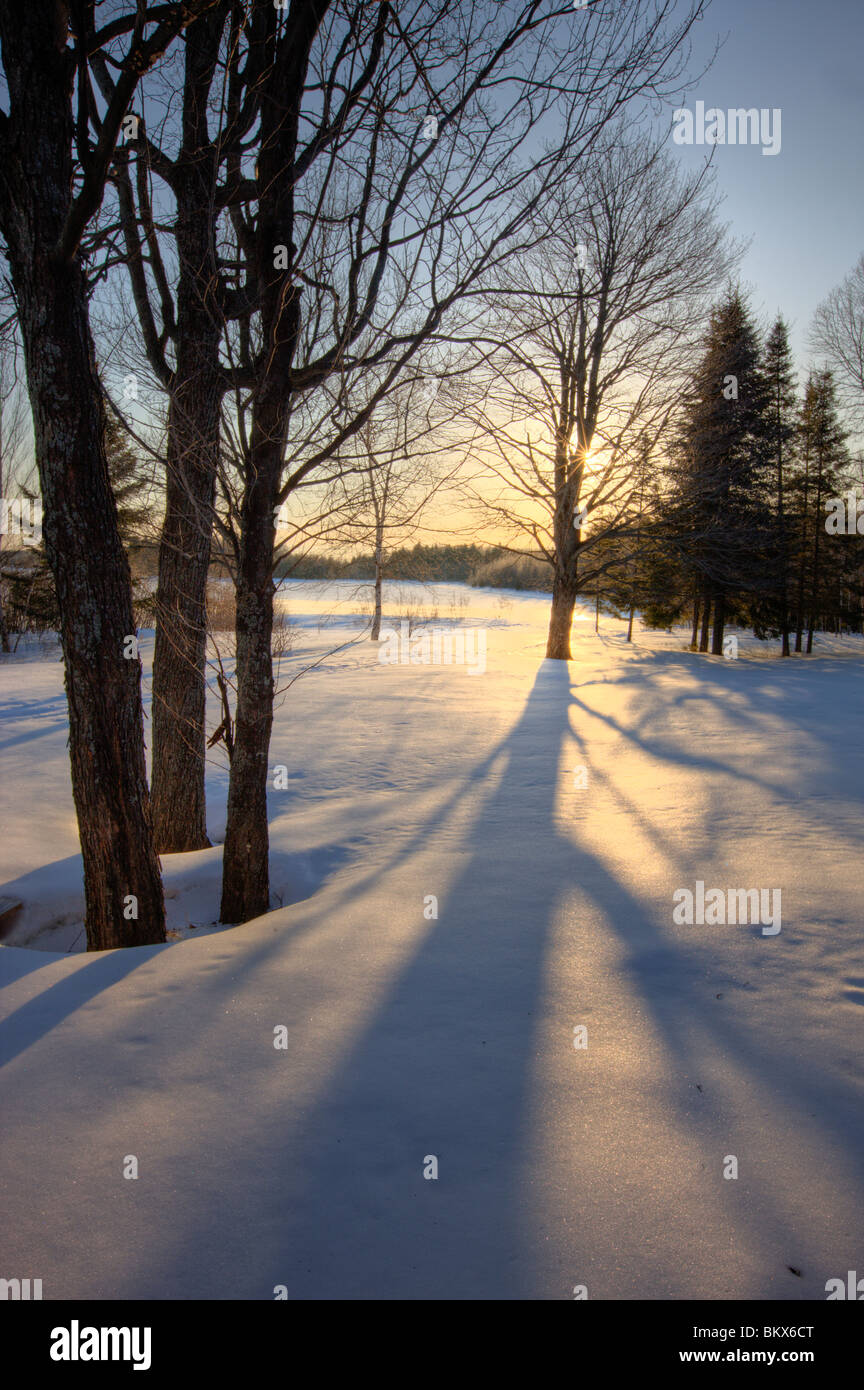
1 581 863 1299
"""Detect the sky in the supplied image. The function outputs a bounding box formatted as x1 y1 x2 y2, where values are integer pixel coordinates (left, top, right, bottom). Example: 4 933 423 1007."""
438 0 864 549
3 0 862 542
427 0 864 546
663 0 864 373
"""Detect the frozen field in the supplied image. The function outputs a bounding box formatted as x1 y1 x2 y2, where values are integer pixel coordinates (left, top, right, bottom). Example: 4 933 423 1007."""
1 581 863 1299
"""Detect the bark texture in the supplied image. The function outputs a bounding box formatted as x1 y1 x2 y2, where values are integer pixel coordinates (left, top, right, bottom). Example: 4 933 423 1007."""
546 435 581 660
150 178 222 851
0 6 165 949
546 570 579 659
219 421 279 924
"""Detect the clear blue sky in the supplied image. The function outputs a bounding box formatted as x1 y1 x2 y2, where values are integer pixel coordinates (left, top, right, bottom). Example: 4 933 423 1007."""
663 0 864 372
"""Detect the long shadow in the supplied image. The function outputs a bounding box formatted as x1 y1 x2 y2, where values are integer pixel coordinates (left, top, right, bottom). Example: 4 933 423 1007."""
559 825 864 1296
239 653 864 1299
567 652 864 830
259 661 576 1299
0 948 57 989
0 720 69 753
558 663 864 1292
133 662 575 1300
9 645 861 1299
0 692 70 752
0 946 160 1068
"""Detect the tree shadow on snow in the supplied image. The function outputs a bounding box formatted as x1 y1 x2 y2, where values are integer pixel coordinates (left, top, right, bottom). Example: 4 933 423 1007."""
16 651 861 1300
232 656 864 1299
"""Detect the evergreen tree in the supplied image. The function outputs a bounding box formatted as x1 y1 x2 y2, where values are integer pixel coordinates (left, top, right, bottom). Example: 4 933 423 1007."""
791 370 849 651
5 419 153 637
103 415 153 545
669 288 770 653
761 317 797 654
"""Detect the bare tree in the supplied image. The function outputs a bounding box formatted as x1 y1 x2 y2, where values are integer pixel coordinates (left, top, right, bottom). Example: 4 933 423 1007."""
0 1 216 949
91 2 255 853
464 128 734 657
209 0 708 923
810 253 864 428
325 376 465 639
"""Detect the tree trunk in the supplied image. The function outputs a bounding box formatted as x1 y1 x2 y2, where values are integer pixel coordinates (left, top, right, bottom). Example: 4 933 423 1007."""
148 20 226 853
0 15 165 949
547 439 580 660
370 527 384 640
218 0 329 922
777 458 790 657
546 570 578 659
795 447 810 653
150 304 221 852
711 592 726 655
690 595 700 649
699 591 712 652
219 430 279 925
806 458 825 658
627 602 635 642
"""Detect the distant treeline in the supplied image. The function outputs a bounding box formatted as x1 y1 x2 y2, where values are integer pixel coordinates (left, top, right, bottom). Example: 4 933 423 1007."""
274 544 553 591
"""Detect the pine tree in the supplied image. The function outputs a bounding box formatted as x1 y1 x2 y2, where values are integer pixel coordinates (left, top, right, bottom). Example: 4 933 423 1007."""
103 415 153 545
791 370 849 651
5 419 153 636
761 317 797 654
669 288 770 653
